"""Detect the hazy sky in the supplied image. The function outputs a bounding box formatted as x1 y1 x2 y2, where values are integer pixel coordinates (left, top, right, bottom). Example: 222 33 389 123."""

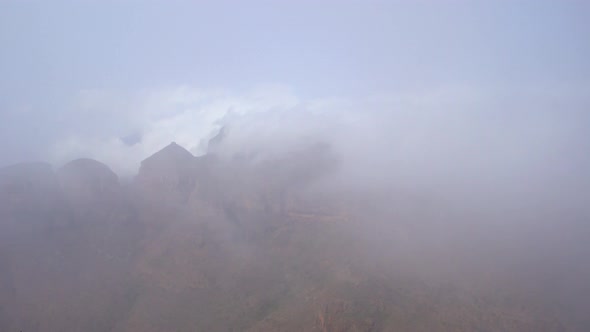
1 1 589 174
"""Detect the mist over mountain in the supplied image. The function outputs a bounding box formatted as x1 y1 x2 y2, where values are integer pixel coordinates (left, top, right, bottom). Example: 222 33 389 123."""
1 127 589 331
1 1 589 331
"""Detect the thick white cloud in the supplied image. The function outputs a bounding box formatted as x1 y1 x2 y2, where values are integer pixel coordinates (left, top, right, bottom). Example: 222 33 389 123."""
48 84 590 196
48 85 301 175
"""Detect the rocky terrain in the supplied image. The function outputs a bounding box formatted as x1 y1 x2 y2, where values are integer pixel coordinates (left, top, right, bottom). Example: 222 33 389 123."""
0 140 583 331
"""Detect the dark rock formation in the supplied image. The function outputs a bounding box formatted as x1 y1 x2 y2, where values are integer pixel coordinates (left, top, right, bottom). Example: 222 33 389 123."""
135 142 197 205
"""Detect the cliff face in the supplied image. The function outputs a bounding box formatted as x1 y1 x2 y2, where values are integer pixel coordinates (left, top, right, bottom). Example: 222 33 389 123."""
0 158 143 332
0 142 572 332
57 158 124 220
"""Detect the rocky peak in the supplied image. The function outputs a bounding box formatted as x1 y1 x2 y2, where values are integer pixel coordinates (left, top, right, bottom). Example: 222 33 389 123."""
58 158 119 195
136 142 197 205
140 142 194 171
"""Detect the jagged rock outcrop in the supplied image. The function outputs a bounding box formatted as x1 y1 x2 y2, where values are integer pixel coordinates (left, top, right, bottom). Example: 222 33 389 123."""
135 142 197 206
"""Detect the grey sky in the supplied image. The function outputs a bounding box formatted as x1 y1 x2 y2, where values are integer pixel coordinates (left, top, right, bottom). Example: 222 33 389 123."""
1 0 589 173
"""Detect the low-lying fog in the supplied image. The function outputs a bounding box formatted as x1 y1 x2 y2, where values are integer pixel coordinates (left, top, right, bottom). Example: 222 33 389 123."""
1 1 589 331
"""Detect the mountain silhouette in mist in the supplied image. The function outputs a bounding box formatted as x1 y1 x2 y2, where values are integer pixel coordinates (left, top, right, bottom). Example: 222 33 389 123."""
0 142 570 331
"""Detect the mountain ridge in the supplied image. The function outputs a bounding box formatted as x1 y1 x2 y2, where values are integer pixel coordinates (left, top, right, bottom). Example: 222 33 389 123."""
0 141 576 331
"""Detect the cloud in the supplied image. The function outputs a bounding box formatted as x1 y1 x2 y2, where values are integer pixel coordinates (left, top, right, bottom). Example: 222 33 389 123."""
48 85 300 175
47 83 590 196
43 83 590 310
